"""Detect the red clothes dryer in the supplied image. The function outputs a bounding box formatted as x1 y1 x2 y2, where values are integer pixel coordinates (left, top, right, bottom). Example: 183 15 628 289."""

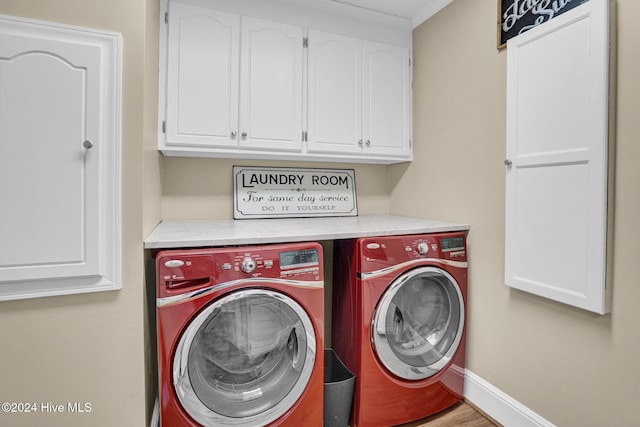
332 232 467 427
156 242 324 427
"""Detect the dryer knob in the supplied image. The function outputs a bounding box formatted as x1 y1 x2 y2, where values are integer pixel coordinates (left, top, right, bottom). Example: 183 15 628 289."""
417 242 429 255
241 257 257 274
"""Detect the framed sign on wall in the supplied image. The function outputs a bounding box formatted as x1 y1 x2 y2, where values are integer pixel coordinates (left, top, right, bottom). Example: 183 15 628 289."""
233 166 357 219
498 0 589 49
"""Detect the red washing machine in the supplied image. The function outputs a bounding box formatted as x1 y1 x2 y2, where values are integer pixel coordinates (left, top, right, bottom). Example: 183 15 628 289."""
332 232 467 427
156 242 324 427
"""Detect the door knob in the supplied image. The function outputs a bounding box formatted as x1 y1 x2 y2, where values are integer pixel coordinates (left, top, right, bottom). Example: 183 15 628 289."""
504 159 512 167
83 140 94 149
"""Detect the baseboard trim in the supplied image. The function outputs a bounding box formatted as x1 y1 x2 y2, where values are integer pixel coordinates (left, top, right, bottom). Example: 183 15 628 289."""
464 369 556 427
151 370 553 427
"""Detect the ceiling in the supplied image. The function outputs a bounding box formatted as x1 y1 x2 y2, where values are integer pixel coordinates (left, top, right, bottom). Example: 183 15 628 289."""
284 0 454 28
330 0 453 26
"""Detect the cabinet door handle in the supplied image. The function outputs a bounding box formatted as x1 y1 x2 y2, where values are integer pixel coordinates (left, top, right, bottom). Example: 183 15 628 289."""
358 139 363 145
241 132 247 138
504 159 513 167
231 131 237 138
365 140 371 146
83 140 94 149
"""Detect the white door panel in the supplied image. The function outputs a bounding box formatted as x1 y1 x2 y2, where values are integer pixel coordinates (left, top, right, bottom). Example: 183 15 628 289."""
0 52 98 281
514 18 591 156
307 29 362 154
166 3 240 147
514 164 589 295
505 0 610 313
0 15 120 300
239 17 303 151
363 41 411 157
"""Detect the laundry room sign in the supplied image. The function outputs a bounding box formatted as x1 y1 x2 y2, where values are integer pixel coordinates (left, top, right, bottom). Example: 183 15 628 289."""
233 166 357 219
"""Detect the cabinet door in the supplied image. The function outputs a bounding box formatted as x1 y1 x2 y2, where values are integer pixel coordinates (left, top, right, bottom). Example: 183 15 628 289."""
505 0 610 313
165 2 240 148
307 29 362 154
0 15 121 300
239 17 303 151
363 41 411 158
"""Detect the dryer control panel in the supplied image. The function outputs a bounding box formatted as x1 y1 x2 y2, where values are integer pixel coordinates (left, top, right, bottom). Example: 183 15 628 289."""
408 234 467 262
156 242 323 298
359 232 467 272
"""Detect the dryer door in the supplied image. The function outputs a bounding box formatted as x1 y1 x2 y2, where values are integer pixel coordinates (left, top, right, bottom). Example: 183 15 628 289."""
173 288 316 426
371 266 464 380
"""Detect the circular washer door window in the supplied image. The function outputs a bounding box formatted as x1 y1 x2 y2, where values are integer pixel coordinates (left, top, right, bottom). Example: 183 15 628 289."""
173 288 316 426
372 266 464 380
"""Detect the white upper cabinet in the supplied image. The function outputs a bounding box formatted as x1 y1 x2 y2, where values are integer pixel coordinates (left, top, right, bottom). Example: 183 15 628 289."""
307 31 412 162
307 30 363 155
239 17 303 152
165 3 240 148
363 40 412 159
159 0 412 164
163 3 303 153
505 0 611 314
0 15 121 300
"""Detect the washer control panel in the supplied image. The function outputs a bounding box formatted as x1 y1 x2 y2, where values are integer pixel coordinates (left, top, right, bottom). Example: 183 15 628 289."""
156 242 323 297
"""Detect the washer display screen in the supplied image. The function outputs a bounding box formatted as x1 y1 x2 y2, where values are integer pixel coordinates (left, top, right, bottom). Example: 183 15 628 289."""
280 249 319 269
440 236 464 252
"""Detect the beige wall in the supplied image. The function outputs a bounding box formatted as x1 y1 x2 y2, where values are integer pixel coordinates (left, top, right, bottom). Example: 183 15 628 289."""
0 0 152 425
160 158 391 219
391 0 640 425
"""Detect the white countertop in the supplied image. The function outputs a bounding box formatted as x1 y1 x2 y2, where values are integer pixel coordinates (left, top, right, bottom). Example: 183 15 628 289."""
144 214 469 249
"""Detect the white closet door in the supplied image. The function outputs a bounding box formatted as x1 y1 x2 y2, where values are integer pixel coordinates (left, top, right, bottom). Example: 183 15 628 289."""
0 15 121 300
505 0 611 313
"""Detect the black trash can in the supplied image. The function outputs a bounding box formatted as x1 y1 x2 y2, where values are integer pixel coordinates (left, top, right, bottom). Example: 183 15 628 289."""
324 348 355 427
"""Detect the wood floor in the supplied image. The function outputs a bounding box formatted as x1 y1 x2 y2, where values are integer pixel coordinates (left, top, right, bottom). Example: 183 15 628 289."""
397 401 500 427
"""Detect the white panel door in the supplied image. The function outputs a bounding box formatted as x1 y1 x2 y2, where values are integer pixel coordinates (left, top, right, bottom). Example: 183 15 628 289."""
0 15 121 300
363 41 411 158
505 0 610 313
239 17 303 152
165 2 240 148
307 29 362 154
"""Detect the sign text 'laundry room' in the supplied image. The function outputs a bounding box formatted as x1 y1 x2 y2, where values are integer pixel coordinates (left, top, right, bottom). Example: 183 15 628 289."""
233 166 357 219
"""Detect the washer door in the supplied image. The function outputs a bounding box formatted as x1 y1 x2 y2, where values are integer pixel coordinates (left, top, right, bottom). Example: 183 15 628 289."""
173 288 316 426
372 266 464 380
